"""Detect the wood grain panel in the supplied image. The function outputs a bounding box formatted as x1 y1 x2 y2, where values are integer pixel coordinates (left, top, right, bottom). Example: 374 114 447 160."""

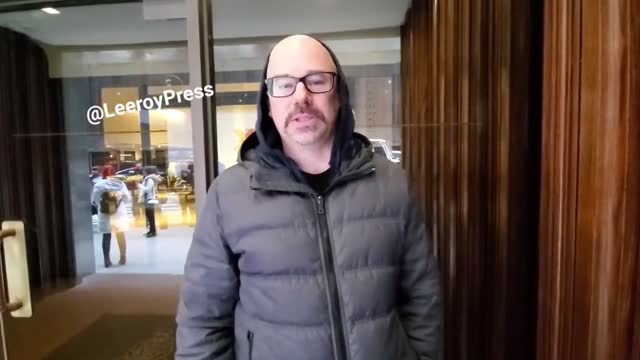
538 0 640 359
632 4 640 359
401 0 542 359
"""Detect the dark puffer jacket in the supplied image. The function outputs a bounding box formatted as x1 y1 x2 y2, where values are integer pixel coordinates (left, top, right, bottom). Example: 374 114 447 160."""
176 38 441 360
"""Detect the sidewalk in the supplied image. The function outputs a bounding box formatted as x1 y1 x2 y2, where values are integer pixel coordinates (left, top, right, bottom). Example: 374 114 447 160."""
93 225 193 275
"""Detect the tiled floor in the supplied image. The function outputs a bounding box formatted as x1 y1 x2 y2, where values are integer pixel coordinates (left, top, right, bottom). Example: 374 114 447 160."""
6 197 193 359
93 225 193 275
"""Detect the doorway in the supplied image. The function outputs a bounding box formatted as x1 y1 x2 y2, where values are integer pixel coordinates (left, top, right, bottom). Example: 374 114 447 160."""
0 1 206 358
0 0 411 358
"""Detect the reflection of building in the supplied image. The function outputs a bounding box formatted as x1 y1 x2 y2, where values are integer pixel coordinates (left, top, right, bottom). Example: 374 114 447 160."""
352 76 402 148
87 86 194 173
45 34 401 173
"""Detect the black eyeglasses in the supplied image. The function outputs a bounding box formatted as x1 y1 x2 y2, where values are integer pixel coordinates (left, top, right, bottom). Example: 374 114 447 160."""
265 72 337 98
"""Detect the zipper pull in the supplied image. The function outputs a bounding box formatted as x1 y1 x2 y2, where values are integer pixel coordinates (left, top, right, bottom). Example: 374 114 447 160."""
247 331 254 359
316 196 325 214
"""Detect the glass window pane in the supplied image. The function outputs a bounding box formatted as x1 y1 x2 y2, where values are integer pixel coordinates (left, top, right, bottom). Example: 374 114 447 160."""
0 2 204 357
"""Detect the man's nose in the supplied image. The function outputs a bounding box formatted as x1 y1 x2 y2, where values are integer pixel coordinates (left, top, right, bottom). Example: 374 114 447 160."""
292 81 311 104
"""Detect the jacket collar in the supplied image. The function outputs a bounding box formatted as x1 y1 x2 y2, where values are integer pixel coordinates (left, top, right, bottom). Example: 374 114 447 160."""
242 133 376 194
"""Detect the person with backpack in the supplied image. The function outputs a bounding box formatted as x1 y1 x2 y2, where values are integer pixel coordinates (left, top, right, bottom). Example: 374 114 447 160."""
91 165 131 267
138 166 162 238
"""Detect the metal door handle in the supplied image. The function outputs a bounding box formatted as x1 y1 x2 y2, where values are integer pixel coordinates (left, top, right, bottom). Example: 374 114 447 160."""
0 229 22 313
0 222 31 317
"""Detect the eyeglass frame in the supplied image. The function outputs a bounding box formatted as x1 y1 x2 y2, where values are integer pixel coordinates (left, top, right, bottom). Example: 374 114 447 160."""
264 71 338 98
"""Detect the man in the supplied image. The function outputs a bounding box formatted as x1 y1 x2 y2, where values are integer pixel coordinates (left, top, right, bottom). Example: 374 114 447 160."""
176 35 441 360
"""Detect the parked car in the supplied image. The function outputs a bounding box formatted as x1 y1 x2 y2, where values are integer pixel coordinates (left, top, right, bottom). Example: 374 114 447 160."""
115 167 144 191
370 139 401 163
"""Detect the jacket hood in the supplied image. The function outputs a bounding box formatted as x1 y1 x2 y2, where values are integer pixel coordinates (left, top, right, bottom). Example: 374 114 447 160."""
144 174 162 184
242 36 357 173
96 178 124 192
239 131 374 193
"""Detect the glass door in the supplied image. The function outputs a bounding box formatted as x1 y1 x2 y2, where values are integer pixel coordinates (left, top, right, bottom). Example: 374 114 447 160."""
0 0 408 357
0 1 210 358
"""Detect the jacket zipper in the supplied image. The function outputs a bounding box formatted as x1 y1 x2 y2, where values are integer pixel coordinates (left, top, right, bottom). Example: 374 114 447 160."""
315 195 349 360
247 330 254 360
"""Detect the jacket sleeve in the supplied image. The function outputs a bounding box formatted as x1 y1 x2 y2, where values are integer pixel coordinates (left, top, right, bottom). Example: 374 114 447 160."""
399 194 442 360
143 178 154 195
176 183 239 360
91 183 101 205
120 182 131 204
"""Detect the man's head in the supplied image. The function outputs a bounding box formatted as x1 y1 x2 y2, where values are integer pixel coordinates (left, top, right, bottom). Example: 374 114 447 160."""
143 166 156 176
265 35 340 150
101 165 115 179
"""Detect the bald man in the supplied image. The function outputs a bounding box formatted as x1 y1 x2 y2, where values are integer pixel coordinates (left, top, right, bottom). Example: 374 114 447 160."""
176 35 441 360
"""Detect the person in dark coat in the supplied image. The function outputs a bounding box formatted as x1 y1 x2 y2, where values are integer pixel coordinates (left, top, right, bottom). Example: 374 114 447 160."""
176 35 442 360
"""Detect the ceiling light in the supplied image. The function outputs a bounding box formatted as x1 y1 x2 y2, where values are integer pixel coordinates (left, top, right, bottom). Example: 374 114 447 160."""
41 7 61 15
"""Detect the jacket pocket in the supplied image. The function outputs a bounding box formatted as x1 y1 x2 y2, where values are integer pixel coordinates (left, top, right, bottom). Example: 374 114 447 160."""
247 330 255 360
394 314 419 360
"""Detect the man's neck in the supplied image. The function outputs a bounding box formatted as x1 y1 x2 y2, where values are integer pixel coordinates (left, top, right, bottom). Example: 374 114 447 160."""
283 140 333 175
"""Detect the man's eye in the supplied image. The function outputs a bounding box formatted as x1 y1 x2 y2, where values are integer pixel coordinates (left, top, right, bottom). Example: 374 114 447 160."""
275 81 294 89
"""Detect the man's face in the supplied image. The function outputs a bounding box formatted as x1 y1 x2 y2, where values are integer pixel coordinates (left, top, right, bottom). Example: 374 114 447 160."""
266 36 339 148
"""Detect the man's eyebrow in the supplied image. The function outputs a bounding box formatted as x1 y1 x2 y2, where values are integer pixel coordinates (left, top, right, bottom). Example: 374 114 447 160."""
268 73 291 78
268 70 335 79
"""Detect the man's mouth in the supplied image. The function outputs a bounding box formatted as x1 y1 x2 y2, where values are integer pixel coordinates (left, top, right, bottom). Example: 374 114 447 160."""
292 113 316 123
